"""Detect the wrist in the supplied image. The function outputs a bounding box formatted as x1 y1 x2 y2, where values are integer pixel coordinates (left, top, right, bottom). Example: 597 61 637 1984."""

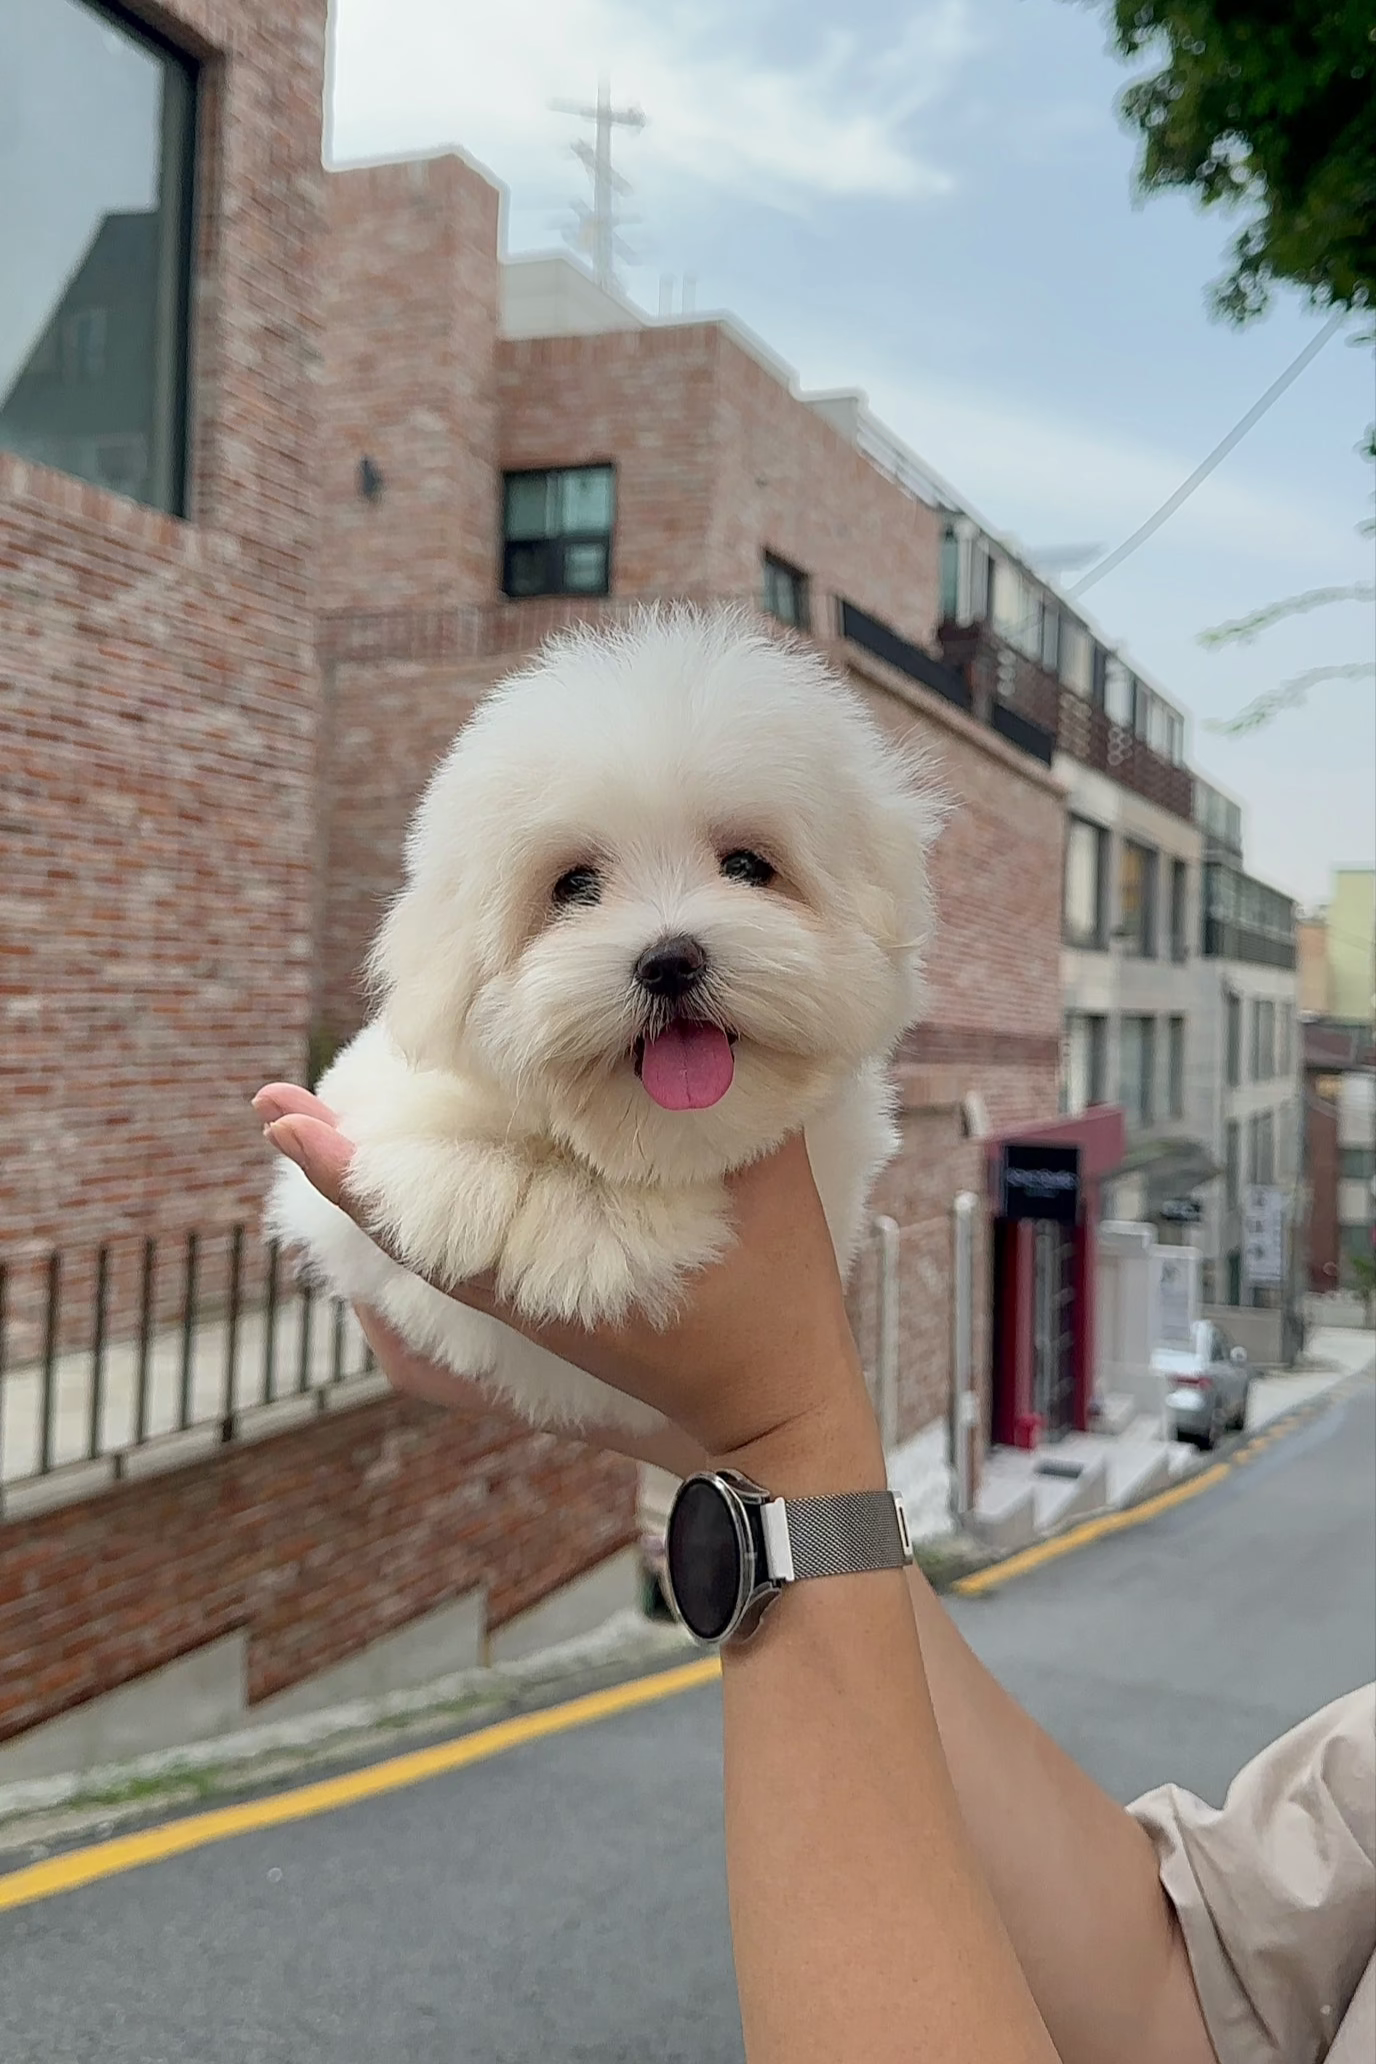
711 1386 887 1500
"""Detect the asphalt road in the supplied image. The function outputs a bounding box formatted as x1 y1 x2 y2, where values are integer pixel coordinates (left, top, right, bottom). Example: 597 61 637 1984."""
3 1380 1373 2064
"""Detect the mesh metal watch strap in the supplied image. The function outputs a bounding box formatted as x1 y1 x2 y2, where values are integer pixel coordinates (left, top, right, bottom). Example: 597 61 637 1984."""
782 1492 911 1580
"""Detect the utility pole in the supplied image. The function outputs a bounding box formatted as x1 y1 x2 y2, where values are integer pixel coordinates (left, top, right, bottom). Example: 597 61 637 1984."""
551 76 646 294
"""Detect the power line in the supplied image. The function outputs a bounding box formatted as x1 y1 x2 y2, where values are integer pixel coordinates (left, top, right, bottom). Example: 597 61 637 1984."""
1070 310 1348 597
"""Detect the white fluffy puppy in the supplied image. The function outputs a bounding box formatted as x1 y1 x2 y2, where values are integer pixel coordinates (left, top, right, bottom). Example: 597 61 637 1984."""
269 608 942 1435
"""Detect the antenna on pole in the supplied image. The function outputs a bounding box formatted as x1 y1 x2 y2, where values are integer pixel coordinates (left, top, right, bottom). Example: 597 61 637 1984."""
551 76 646 293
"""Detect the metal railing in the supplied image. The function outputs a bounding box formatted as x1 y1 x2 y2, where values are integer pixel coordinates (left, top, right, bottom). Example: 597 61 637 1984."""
0 1227 374 1512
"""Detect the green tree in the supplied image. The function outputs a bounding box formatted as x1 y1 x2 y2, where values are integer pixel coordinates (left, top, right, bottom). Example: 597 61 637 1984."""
1094 1 1376 323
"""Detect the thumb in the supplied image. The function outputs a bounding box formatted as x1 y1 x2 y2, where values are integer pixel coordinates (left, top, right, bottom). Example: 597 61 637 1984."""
265 1115 356 1211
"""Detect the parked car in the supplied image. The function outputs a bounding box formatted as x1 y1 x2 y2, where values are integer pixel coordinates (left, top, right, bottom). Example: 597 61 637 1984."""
1153 1321 1252 1449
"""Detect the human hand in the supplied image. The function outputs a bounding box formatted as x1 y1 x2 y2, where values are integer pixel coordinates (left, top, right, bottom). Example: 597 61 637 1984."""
253 1083 880 1484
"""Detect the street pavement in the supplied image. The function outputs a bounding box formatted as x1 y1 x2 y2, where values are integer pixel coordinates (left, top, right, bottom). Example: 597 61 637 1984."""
2 1377 1373 2064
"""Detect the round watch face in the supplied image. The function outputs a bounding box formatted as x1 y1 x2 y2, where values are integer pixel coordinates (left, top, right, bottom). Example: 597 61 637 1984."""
666 1476 748 1643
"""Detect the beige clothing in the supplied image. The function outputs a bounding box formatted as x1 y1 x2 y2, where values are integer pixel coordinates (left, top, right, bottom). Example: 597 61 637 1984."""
1130 1685 1376 2064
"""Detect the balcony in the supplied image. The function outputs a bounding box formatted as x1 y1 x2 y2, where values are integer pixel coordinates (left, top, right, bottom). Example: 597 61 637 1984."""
938 620 1194 820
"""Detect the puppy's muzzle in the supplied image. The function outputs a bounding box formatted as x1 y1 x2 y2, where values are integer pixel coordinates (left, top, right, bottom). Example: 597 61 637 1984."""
634 935 708 1002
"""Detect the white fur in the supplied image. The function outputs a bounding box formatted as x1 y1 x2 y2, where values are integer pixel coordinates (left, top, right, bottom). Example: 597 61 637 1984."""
268 608 943 1433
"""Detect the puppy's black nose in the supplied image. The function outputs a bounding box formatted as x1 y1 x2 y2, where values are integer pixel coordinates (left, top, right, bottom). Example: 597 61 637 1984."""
635 936 708 1000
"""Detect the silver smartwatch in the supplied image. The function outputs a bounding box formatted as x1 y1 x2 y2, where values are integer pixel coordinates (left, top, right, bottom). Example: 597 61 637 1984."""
664 1470 914 1647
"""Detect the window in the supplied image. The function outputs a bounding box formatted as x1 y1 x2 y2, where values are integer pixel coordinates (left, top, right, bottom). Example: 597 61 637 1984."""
1246 1110 1275 1187
1118 840 1158 957
0 0 197 514
939 526 960 619
1278 1002 1293 1076
1225 992 1242 1087
1259 999 1276 1078
502 466 615 598
1062 1013 1107 1115
1340 1146 1376 1181
761 552 810 631
1169 859 1189 963
1224 1120 1240 1209
1167 1016 1186 1119
1119 1015 1156 1128
1040 604 1060 674
1059 618 1091 697
1063 818 1108 949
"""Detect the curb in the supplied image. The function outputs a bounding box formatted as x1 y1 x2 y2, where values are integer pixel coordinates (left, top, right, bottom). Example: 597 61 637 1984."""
952 1359 1373 1599
0 1608 697 1843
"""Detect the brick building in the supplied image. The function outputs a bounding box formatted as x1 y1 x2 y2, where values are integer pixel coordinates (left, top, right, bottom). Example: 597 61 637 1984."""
0 9 634 1771
316 151 1068 1516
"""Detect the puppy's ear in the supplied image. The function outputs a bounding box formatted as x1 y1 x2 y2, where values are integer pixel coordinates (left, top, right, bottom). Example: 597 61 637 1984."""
855 747 949 960
367 885 478 1073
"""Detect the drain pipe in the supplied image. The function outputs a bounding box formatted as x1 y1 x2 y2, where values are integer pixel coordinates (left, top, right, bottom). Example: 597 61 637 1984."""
950 1191 980 1523
870 1214 901 1455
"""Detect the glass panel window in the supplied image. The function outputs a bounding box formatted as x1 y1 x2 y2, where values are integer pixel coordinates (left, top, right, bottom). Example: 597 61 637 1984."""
1169 858 1189 962
761 552 810 631
1062 1013 1107 1115
1225 991 1242 1087
1168 1016 1186 1119
1259 999 1276 1078
0 0 197 515
503 472 553 540
559 465 614 533
1040 604 1060 673
1340 1146 1376 1181
562 539 609 593
1225 1120 1240 1208
1249 999 1262 1081
1119 1014 1156 1128
939 526 959 619
1119 840 1158 958
501 464 615 598
1059 618 1091 697
1063 818 1107 949
1278 1002 1293 1076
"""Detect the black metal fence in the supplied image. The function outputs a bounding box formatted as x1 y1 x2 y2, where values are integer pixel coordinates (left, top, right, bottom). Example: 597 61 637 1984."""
0 1226 374 1507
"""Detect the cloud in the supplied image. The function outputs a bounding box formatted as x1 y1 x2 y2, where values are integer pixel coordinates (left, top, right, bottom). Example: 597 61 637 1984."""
329 0 974 211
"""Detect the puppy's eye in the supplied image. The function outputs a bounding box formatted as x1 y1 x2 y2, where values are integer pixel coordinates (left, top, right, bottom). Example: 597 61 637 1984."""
551 865 602 909
719 849 775 888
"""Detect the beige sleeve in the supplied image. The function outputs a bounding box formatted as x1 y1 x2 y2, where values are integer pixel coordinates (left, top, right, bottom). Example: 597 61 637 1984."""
1129 1685 1376 2064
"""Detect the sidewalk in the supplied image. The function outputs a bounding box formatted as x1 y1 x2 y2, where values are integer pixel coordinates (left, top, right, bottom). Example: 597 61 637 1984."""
971 1323 1374 1553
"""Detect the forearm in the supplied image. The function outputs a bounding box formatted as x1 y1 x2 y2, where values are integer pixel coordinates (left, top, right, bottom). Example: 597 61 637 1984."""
907 1570 1215 2064
717 1395 1057 2064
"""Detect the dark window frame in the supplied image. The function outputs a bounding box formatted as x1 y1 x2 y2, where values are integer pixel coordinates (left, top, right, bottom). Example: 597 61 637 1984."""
1118 839 1159 959
1167 1014 1186 1119
761 550 811 632
500 463 616 599
1169 857 1189 963
1063 817 1109 950
0 0 199 517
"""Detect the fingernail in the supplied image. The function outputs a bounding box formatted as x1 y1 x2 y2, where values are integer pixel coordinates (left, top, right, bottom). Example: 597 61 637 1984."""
264 1120 306 1171
252 1090 286 1121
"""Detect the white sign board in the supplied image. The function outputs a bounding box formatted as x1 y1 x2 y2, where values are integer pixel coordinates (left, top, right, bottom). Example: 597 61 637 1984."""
1243 1185 1286 1287
1149 1245 1199 1352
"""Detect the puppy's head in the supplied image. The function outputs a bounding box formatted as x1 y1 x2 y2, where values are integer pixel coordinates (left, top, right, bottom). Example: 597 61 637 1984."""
372 609 944 1182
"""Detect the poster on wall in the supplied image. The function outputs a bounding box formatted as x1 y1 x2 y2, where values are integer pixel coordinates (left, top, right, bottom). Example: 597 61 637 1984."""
1243 1185 1286 1287
1150 1246 1199 1351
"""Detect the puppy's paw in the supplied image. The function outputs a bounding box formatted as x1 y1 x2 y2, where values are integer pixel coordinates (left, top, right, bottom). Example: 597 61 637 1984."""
496 1165 731 1328
346 1132 527 1288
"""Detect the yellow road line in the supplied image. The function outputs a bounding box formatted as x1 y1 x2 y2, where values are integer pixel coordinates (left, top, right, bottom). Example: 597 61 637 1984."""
953 1460 1233 1596
0 1655 720 1915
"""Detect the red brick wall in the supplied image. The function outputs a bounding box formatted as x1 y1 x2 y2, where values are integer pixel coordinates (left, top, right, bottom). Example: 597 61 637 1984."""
320 154 502 616
496 323 939 643
0 1396 637 1743
0 0 327 1266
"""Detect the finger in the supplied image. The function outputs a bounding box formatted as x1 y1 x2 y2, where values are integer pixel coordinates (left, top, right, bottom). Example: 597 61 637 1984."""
264 1114 355 1208
253 1082 339 1125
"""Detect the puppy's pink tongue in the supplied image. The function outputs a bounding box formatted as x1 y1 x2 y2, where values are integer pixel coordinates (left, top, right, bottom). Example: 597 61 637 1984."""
639 1022 735 1111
